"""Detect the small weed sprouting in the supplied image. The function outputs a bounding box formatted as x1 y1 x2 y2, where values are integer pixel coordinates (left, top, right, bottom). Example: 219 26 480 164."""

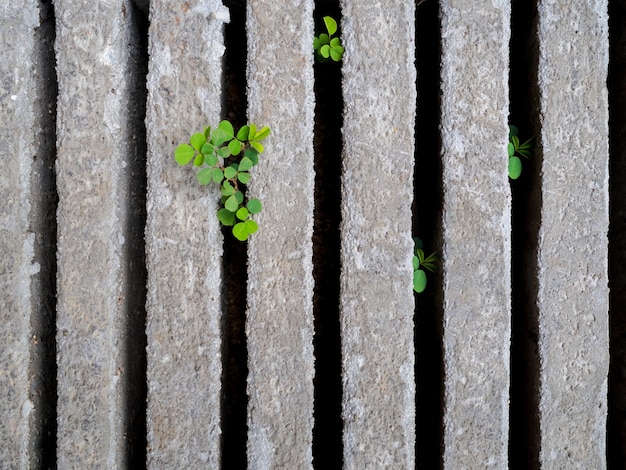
508 125 533 180
175 120 270 241
413 237 437 294
314 16 344 63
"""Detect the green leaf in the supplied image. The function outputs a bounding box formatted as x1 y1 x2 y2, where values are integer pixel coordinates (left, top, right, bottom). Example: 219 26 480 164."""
517 149 532 159
228 138 242 156
247 198 262 214
330 45 344 61
225 194 239 212
217 146 231 158
234 191 244 205
239 156 253 172
320 44 331 58
212 125 233 146
204 126 211 140
413 237 423 251
205 154 218 167
237 172 250 184
318 33 330 46
213 168 224 183
248 124 257 141
236 207 249 221
193 153 205 167
509 156 522 180
413 255 419 271
233 219 259 241
224 166 237 179
330 37 342 47
190 133 206 151
236 125 250 141
413 269 427 293
324 16 337 36
254 126 271 141
221 180 235 196
201 142 214 154
250 141 264 153
196 168 213 185
313 36 321 51
244 148 259 165
218 120 234 136
509 125 518 137
511 135 520 149
508 142 515 157
175 144 195 165
217 208 235 226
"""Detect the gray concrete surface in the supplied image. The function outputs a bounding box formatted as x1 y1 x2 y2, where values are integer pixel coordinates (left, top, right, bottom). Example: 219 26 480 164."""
244 0 316 467
54 0 148 466
536 2 610 468
338 1 416 467
439 1 512 467
0 3 39 468
144 0 228 467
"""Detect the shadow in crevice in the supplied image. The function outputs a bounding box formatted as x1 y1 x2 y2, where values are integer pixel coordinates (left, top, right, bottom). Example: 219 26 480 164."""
608 0 626 467
220 1 250 468
413 1 444 468
312 1 344 468
508 0 542 468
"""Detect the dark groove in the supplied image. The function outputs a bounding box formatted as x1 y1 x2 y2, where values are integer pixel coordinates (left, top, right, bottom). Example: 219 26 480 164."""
413 1 444 468
220 1 249 467
122 1 149 467
312 2 344 468
29 1 58 468
608 0 626 467
508 0 541 468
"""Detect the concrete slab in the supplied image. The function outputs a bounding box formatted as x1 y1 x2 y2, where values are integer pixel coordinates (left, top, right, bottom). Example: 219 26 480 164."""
245 0 316 467
439 1 511 467
338 1 416 467
55 0 146 466
536 2 610 467
0 2 40 468
144 0 228 467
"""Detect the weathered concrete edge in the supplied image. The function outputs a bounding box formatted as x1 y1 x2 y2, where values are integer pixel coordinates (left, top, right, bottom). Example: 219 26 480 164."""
439 1 511 467
245 0 316 467
0 3 40 467
144 0 228 466
536 1 610 467
338 0 416 467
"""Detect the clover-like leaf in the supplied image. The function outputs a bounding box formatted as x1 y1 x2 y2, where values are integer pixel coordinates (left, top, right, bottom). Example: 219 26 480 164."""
224 166 237 179
254 126 271 141
509 156 522 180
248 124 257 141
324 16 337 36
508 142 515 157
247 198 262 214
237 172 250 184
317 33 330 46
212 121 234 146
236 125 250 141
225 194 239 212
413 269 427 293
330 45 344 62
234 191 244 205
233 219 258 241
217 208 235 226
213 168 224 183
239 156 253 172
250 141 264 153
190 133 206 151
205 153 218 167
217 146 231 158
236 207 250 221
229 138 242 156
201 142 214 155
413 255 420 271
193 153 205 167
196 168 213 185
244 148 259 165
221 180 235 196
320 44 331 58
175 144 195 165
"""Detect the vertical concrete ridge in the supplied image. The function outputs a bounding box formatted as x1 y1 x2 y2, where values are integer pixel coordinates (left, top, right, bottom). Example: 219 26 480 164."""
439 0 511 467
338 0 416 467
245 0 316 467
55 0 145 466
0 2 40 467
536 1 610 467
144 0 228 467
28 0 59 466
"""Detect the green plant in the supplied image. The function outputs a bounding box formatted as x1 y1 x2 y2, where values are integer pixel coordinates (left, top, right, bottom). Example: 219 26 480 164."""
175 120 270 241
508 125 533 180
314 16 344 62
413 237 437 293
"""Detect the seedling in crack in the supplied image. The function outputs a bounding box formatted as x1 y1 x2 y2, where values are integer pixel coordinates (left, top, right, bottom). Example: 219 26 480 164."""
508 125 533 180
314 16 344 62
175 120 270 241
413 237 437 294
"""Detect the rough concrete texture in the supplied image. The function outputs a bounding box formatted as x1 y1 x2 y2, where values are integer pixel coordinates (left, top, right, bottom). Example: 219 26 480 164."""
245 0 316 467
144 0 228 467
338 1 416 467
536 2 610 467
0 3 39 468
55 0 146 466
439 1 511 467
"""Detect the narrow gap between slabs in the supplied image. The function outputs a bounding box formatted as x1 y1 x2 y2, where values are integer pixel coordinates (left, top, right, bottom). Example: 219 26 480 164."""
508 0 541 468
607 0 626 467
121 1 149 467
413 1 444 468
220 1 249 467
28 1 59 467
311 1 344 468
